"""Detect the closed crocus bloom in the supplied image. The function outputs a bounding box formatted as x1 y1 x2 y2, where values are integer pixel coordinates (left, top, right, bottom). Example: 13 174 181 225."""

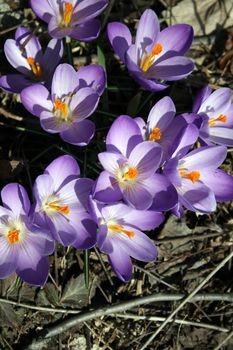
33 155 97 249
0 183 54 286
107 9 194 92
21 63 106 146
31 0 109 41
93 115 177 211
192 86 233 147
0 27 63 93
90 199 162 281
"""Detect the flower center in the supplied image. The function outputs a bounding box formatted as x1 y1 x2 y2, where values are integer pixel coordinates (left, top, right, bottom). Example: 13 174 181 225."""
149 127 161 141
7 229 20 245
62 2 74 26
179 168 200 183
140 43 163 72
54 98 70 122
27 57 43 79
108 224 135 238
209 114 227 127
48 200 70 215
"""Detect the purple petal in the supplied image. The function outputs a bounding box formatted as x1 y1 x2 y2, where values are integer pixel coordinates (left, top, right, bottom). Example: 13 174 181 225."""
60 119 95 146
209 127 233 147
1 183 30 216
76 64 106 95
15 27 42 61
192 85 212 113
123 184 153 210
4 39 30 75
97 226 113 254
199 87 232 118
40 111 66 133
182 145 227 170
201 169 233 202
52 63 78 99
70 19 101 42
70 87 99 120
48 17 73 39
20 84 52 117
108 241 132 282
0 74 33 93
16 256 49 286
107 22 132 63
75 178 94 210
0 237 16 279
93 171 122 203
70 212 97 249
30 0 54 22
72 0 109 24
42 39 64 76
98 151 125 174
148 96 176 132
33 174 54 202
171 124 199 159
106 115 142 157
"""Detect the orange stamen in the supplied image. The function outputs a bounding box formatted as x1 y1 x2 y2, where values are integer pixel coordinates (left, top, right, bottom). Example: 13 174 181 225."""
180 170 200 183
149 127 161 141
141 43 163 72
209 114 227 127
27 57 42 79
48 200 70 215
124 167 139 180
108 224 135 238
7 229 19 245
63 2 74 26
54 98 70 121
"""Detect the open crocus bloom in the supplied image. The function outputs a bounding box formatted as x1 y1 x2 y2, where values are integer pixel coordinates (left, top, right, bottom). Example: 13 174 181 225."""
93 115 178 210
192 86 233 147
0 183 54 286
163 124 233 216
90 200 161 281
21 63 106 145
107 9 194 91
31 0 109 41
0 27 63 93
33 155 97 248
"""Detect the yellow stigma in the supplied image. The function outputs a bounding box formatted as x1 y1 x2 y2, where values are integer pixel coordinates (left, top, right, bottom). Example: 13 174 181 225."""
179 168 200 183
140 43 163 72
149 127 162 141
27 57 42 79
124 167 139 181
48 200 70 215
209 114 227 127
54 98 70 122
108 224 135 238
63 2 74 26
7 229 19 245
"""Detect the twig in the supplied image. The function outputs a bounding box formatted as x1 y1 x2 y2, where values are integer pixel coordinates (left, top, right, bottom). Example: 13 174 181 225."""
213 330 233 350
139 249 233 350
0 107 23 122
94 247 114 286
115 313 229 333
155 231 226 244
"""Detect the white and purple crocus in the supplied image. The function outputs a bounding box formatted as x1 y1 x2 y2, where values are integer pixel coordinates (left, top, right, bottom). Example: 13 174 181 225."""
21 63 106 146
31 0 109 41
0 27 63 93
107 9 194 91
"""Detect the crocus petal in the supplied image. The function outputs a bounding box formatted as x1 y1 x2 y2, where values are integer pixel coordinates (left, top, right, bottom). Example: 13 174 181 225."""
72 0 109 24
145 56 194 81
4 39 30 75
70 212 97 249
123 184 153 210
76 64 106 95
45 155 80 190
209 127 233 147
75 178 94 210
0 74 32 93
30 0 54 22
70 87 99 120
52 63 78 99
0 237 16 279
42 39 64 76
48 17 73 39
181 145 227 171
135 9 160 61
70 19 101 42
192 85 212 113
107 22 132 64
108 241 132 282
148 96 176 132
98 226 113 254
20 84 53 117
132 73 169 92
98 151 124 174
201 169 233 202
15 27 42 60
129 141 162 178
33 174 54 202
1 183 30 216
16 256 49 286
47 213 80 246
156 24 193 56
199 87 232 118
60 119 95 146
106 115 142 157
40 111 66 133
171 123 199 159
93 171 122 203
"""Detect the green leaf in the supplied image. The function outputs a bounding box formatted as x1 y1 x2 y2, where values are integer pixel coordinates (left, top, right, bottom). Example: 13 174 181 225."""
60 274 89 307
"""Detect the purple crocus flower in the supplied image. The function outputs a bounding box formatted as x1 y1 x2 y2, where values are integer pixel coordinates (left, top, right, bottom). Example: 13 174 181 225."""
21 63 106 145
192 86 233 146
93 115 178 211
163 124 233 216
107 9 194 91
0 183 54 286
90 199 161 281
0 27 63 93
31 0 109 41
33 155 97 248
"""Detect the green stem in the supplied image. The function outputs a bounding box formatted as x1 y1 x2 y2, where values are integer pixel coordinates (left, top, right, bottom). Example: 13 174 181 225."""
65 36 74 66
84 250 89 288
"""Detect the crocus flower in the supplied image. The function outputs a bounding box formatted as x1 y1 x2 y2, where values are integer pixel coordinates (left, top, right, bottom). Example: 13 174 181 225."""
33 155 97 248
31 0 109 41
163 124 233 216
0 183 54 286
107 9 194 91
192 86 233 146
0 27 63 93
93 115 178 211
90 200 161 281
21 63 106 145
